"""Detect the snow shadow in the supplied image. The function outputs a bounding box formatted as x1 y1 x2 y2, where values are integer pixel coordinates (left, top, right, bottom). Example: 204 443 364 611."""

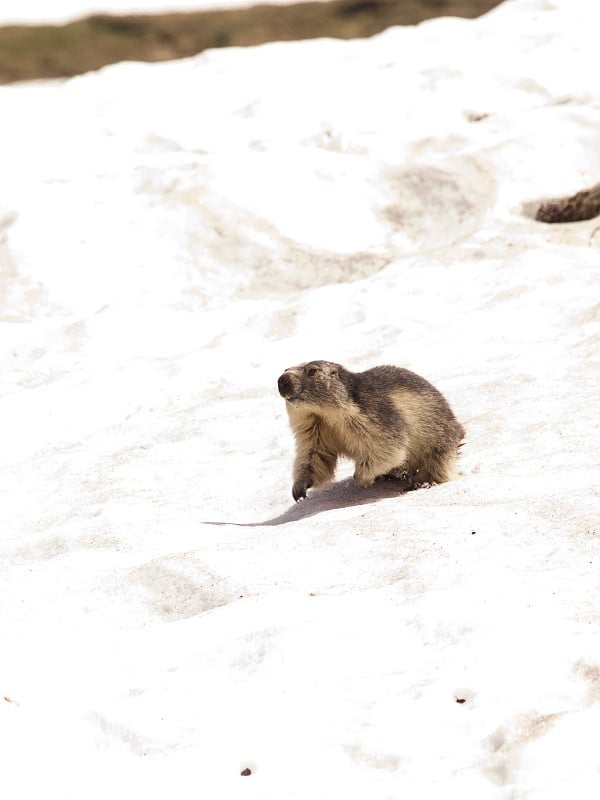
202 477 412 528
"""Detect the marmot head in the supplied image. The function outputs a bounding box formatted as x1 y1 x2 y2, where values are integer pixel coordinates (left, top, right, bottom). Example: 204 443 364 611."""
278 360 349 410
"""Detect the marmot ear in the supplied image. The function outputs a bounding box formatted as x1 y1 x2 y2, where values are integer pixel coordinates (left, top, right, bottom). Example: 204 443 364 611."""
330 367 338 376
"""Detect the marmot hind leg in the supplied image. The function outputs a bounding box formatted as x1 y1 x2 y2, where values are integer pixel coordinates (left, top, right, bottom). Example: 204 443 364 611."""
354 450 408 489
408 446 461 487
379 467 421 490
380 443 462 489
353 461 380 489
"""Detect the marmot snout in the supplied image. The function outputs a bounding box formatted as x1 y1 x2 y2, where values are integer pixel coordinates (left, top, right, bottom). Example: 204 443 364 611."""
278 362 346 409
278 360 465 501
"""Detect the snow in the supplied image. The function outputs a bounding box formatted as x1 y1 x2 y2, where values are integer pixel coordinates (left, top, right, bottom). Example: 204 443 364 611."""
1 0 600 797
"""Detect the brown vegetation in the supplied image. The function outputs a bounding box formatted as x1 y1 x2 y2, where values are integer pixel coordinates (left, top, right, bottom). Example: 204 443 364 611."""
0 0 500 84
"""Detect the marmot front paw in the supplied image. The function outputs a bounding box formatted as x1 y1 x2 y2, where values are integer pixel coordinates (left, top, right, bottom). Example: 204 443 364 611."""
292 479 312 502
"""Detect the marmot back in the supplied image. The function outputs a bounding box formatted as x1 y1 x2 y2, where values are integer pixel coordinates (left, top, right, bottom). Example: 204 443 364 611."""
277 360 465 501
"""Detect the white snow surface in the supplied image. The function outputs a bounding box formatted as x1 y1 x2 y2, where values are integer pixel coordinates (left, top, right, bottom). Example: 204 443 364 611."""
1 0 600 797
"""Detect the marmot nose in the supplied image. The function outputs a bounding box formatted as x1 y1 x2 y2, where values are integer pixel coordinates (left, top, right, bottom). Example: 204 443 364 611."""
278 374 293 397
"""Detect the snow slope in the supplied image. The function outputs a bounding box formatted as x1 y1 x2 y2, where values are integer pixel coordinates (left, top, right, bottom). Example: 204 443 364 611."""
1 0 599 798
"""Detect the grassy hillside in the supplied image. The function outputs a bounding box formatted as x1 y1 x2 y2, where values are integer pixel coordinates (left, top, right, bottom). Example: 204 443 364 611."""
0 0 500 83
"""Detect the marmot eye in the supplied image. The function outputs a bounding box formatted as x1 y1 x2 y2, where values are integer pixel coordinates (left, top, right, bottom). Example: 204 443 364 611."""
307 367 317 377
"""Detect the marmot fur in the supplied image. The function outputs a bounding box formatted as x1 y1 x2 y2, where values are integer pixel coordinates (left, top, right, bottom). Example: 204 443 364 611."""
277 360 465 501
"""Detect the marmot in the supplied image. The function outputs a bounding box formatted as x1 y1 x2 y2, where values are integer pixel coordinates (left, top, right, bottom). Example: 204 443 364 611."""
277 360 465 501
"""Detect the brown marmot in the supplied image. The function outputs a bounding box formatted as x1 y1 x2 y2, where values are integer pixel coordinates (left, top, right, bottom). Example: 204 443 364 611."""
277 360 465 501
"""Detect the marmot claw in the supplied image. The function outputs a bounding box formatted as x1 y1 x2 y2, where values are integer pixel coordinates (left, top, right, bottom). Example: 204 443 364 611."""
292 480 311 502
